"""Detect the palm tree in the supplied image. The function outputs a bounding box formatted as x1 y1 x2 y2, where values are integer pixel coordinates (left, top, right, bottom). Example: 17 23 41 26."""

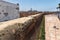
57 3 60 20
57 3 60 11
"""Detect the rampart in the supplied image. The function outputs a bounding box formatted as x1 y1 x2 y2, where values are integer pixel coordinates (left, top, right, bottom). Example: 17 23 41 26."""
0 13 43 40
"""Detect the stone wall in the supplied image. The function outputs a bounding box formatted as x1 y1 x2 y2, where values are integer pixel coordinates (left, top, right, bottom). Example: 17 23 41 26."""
0 13 42 40
45 14 60 40
20 11 42 17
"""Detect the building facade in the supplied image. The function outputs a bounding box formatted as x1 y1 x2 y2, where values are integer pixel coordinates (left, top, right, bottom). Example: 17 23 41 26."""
0 0 19 22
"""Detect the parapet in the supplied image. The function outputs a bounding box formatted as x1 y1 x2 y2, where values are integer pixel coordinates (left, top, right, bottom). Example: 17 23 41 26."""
0 14 41 40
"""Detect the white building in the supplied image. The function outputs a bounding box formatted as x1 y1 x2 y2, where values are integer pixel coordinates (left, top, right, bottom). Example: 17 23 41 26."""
0 0 20 22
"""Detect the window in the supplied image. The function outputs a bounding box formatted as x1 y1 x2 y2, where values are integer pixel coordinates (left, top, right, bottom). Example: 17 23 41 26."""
4 13 8 16
4 20 8 21
0 5 1 6
17 3 19 5
16 7 19 10
2 10 4 12
0 12 1 14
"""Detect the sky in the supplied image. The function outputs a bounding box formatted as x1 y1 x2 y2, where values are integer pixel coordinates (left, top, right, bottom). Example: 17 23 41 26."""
4 0 60 11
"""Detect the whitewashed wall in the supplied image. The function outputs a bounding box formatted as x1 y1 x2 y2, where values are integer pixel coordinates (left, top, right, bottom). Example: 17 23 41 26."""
0 1 19 22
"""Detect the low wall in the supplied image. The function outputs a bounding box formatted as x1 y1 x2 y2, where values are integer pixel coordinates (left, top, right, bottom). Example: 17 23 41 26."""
0 13 42 40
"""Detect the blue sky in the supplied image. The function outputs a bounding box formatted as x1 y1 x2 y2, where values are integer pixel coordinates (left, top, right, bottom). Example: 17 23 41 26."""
4 0 60 11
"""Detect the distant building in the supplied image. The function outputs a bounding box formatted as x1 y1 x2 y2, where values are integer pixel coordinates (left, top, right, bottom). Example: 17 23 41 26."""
0 0 19 22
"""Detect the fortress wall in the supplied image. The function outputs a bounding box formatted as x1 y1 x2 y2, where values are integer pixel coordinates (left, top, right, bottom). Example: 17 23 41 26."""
0 13 42 40
45 14 60 40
